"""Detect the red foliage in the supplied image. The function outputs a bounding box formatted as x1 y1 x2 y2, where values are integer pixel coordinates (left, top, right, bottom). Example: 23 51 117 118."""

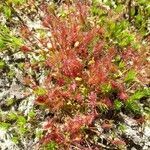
35 95 48 104
56 77 65 86
42 15 52 28
101 120 113 130
93 41 104 59
134 116 146 124
101 98 113 108
111 81 124 92
121 47 143 70
19 1 145 148
46 88 67 111
88 61 107 85
111 138 126 146
20 45 31 52
88 91 97 108
20 26 31 39
65 113 96 134
118 92 128 101
61 56 82 77
75 93 84 104
41 132 64 145
76 2 88 24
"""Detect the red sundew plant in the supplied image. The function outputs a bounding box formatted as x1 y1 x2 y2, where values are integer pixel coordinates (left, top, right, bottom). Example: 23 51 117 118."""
19 1 147 149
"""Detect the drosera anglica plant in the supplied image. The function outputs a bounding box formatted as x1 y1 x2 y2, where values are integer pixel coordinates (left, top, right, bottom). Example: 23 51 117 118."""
0 0 149 149
18 1 148 149
11 1 147 149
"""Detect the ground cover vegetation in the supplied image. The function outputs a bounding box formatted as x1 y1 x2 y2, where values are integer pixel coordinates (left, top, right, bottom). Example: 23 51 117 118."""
0 0 150 150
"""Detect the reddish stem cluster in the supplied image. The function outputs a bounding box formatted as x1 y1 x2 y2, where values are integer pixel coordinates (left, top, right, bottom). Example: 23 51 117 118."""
20 2 145 148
